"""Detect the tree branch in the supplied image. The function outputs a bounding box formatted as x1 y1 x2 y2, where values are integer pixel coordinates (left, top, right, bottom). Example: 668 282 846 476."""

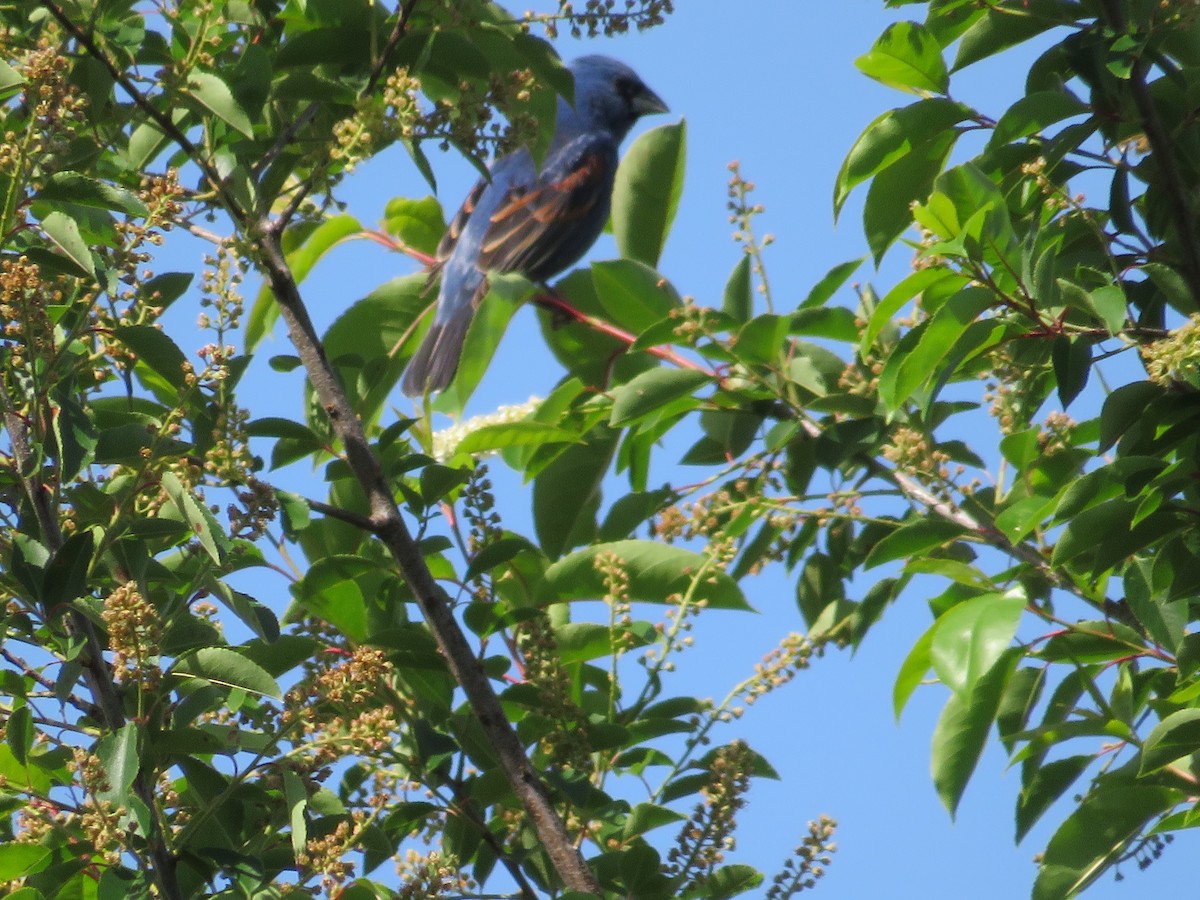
1098 0 1200 307
255 219 602 895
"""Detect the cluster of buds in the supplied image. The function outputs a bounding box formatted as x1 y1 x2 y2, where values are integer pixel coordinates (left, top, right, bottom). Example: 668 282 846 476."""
101 580 163 688
739 632 822 708
1142 313 1200 389
4 42 89 176
727 161 774 310
298 816 359 892
666 740 754 886
881 426 953 486
1038 409 1076 456
0 257 56 379
517 615 592 771
526 0 675 38
765 815 838 898
641 592 704 671
395 848 476 899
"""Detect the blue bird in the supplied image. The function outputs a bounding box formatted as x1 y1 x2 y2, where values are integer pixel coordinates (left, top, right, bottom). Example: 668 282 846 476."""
401 55 668 396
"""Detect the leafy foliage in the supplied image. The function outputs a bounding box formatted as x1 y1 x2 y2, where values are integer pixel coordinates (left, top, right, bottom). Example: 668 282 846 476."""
5 0 1200 898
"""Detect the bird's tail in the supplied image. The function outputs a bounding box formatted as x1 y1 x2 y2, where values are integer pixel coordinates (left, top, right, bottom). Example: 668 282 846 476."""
401 303 474 396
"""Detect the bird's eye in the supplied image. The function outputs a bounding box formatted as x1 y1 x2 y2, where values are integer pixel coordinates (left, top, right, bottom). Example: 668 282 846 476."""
614 76 639 101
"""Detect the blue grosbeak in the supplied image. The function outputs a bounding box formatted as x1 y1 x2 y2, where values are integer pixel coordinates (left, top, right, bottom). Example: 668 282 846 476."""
401 55 668 396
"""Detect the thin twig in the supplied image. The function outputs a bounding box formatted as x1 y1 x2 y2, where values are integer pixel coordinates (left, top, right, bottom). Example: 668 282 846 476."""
304 497 380 531
0 648 96 717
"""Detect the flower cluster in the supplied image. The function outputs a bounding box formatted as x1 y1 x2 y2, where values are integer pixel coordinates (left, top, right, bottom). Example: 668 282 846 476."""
395 849 476 900
740 632 821 707
101 581 163 688
517 614 591 771
0 257 56 379
881 426 952 486
1142 313 1200 389
3 41 89 177
666 740 754 886
765 815 838 899
526 0 675 38
431 396 542 461
727 161 774 310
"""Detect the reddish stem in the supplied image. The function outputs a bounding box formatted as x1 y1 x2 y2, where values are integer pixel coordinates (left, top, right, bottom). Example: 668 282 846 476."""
535 290 715 377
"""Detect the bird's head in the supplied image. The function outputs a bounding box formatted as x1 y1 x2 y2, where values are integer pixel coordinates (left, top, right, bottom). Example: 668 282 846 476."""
568 55 668 140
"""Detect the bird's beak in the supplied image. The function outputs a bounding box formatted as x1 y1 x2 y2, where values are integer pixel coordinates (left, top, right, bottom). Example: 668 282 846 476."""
633 86 669 117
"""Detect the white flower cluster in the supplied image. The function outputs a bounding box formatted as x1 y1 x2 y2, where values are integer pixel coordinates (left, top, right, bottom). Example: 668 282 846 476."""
431 396 544 462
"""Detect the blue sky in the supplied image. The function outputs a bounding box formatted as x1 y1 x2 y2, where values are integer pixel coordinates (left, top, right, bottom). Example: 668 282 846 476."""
210 2 1193 896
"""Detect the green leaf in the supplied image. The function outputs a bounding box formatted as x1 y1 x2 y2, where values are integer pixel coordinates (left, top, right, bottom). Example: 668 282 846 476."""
186 71 254 137
318 274 431 425
6 705 32 765
987 90 1088 148
1017 755 1093 842
894 622 936 719
0 844 52 880
860 268 966 354
293 556 377 641
722 255 752 322
452 421 578 457
931 649 1017 817
464 536 538 581
40 210 95 277
555 621 652 664
533 428 617 559
173 647 282 699
1099 381 1161 452
878 286 994 409
864 128 957 261
864 517 965 569
1142 262 1196 313
0 59 24 101
113 325 190 391
836 98 971 215
383 195 446 257
283 767 309 858
801 257 864 309
1051 334 1091 408
1033 784 1180 900
612 121 686 267
855 21 949 94
955 3 1067 70
0 744 50 793
97 723 139 806
52 390 97 482
685 864 763 899
591 259 681 333
542 540 753 612
1140 709 1200 775
930 590 1025 699
610 368 710 426
161 471 225 563
35 172 148 216
42 530 95 608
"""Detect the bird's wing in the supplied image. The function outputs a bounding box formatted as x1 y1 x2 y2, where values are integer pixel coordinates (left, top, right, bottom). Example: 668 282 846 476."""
435 175 488 264
476 132 616 279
